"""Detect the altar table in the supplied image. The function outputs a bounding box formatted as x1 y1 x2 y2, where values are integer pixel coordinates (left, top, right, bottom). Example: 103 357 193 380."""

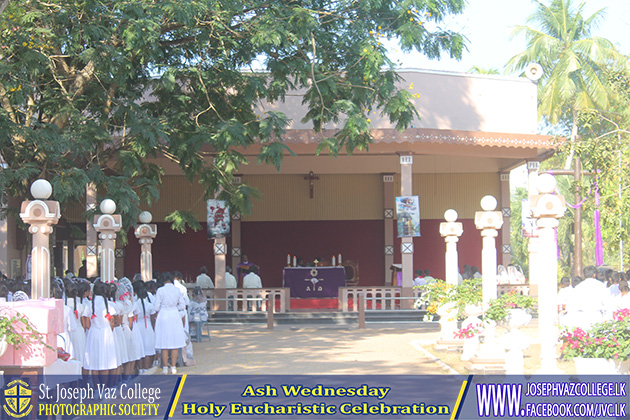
283 266 346 298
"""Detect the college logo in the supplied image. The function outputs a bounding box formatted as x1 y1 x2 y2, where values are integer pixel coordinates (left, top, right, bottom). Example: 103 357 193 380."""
3 379 33 418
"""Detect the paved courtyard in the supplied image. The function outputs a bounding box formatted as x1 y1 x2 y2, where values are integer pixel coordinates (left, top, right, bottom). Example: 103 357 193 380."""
181 325 449 375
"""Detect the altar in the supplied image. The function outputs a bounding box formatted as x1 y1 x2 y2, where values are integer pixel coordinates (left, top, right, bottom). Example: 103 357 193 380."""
283 266 346 298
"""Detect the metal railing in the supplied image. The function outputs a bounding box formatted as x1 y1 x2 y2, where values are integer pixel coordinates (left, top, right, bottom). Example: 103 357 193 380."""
357 294 422 328
339 286 424 312
193 287 290 313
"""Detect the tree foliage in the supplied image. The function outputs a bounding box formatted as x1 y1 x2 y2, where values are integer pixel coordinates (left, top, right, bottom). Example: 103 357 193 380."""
0 0 466 232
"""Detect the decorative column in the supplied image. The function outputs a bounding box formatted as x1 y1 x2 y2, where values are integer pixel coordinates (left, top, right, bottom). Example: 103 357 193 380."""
85 183 98 278
527 161 540 297
20 179 60 299
440 209 463 285
134 211 157 282
475 195 504 306
499 173 511 266
93 199 122 283
230 175 242 272
531 173 566 373
399 155 414 309
383 174 395 285
214 237 227 311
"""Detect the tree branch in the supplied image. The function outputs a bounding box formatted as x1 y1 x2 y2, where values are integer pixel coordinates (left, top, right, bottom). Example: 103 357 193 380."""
0 0 9 16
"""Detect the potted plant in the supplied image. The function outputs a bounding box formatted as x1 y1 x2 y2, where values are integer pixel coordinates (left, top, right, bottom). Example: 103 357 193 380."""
0 309 47 358
454 322 483 361
559 308 630 374
483 290 535 328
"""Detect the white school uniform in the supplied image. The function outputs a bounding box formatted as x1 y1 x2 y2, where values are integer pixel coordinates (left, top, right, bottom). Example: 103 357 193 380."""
154 283 187 349
112 300 129 365
67 299 86 365
133 296 156 357
120 296 143 362
58 303 76 359
83 296 118 371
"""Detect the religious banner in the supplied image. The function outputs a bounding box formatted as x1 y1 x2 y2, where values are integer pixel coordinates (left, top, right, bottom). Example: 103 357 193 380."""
521 199 538 238
395 196 421 238
283 267 346 298
206 199 230 238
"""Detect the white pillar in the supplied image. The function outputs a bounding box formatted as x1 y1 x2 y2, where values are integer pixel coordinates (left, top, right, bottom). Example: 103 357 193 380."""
527 161 541 297
475 195 504 306
440 209 463 285
86 183 98 278
93 199 122 283
399 155 413 309
135 211 157 282
20 180 60 299
531 174 566 373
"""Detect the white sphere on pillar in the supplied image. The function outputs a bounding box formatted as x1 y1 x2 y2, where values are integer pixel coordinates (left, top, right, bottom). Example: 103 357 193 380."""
100 199 116 214
480 195 498 211
444 209 458 222
31 179 53 200
139 211 153 224
536 173 557 194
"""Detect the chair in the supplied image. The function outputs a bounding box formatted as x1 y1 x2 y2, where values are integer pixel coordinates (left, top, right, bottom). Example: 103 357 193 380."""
343 260 359 286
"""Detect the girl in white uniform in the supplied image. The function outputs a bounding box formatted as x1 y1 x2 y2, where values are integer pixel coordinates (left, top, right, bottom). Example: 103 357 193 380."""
154 272 187 374
66 283 86 365
117 278 142 377
133 281 156 371
83 281 117 383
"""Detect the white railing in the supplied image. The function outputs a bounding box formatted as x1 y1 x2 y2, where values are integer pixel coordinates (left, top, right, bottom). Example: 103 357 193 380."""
339 287 424 312
217 288 290 313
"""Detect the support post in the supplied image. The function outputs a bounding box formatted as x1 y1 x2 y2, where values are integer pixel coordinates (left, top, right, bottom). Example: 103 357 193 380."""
475 195 504 306
93 199 122 283
531 174 566 373
440 209 463 285
383 174 395 285
214 237 227 310
499 173 511 266
527 161 541 297
358 294 366 329
134 211 157 282
267 294 274 330
85 183 98 278
399 155 413 309
20 180 60 299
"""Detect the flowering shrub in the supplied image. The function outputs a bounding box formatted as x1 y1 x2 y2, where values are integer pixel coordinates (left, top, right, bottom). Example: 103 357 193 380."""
415 278 482 318
559 309 630 361
454 323 482 339
483 290 535 322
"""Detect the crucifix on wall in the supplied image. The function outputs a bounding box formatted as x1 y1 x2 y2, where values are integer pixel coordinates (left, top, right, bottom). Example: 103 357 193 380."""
304 171 319 199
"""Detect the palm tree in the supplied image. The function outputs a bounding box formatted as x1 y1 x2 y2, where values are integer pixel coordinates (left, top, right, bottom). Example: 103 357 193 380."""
506 0 627 169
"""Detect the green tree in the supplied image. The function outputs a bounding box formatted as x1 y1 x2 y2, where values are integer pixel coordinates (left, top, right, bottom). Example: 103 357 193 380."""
506 0 627 169
0 0 466 233
509 186 529 277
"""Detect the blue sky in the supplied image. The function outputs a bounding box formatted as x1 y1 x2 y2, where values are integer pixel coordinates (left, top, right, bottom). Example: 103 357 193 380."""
391 0 630 73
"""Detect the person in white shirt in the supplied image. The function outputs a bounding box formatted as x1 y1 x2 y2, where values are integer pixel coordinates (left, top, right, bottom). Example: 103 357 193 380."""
195 266 214 289
423 269 435 283
243 266 262 310
224 266 237 312
570 266 610 329
412 269 426 287
173 271 190 333
225 266 237 289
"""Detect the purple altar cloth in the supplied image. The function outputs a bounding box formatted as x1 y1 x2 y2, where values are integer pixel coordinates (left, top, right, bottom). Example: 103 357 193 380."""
283 267 346 298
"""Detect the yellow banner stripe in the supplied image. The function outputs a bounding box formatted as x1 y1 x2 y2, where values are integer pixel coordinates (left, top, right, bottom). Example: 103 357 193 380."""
168 374 187 419
450 379 468 420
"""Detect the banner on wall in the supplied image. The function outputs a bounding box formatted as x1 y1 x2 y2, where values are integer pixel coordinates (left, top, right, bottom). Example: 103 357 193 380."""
207 199 230 238
395 196 421 238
